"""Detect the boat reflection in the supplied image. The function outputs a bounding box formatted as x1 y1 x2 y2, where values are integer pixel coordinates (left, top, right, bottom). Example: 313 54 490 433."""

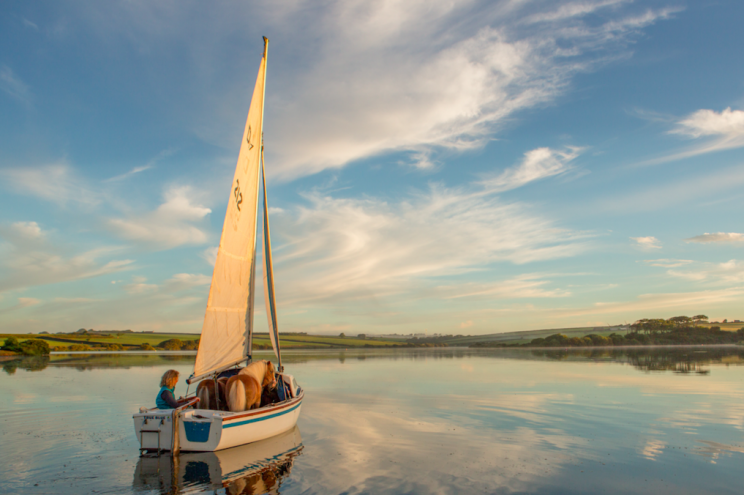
133 425 303 494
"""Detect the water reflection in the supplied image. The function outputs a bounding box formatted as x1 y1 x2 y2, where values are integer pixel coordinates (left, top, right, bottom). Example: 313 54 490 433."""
1 355 49 374
133 426 302 494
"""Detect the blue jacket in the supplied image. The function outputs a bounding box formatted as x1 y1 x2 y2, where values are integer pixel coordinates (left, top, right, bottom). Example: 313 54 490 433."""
156 385 177 409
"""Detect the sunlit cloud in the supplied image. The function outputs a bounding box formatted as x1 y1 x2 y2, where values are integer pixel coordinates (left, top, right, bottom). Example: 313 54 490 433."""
82 0 678 179
104 148 176 182
685 232 744 244
643 259 692 268
0 164 100 207
0 222 134 293
631 236 661 250
108 186 211 249
272 184 589 307
123 276 158 294
556 287 744 318
480 147 582 193
667 259 744 285
0 64 32 105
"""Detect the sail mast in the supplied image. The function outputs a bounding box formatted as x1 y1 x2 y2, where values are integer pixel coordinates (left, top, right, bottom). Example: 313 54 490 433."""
245 37 270 362
261 147 282 371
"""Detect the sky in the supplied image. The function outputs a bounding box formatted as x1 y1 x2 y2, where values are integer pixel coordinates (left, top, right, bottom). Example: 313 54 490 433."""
1 0 743 336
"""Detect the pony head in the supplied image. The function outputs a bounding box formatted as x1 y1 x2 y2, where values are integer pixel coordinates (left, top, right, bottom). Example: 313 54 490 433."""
263 361 277 390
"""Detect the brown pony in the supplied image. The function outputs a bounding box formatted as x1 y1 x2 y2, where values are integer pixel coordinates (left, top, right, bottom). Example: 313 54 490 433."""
196 376 229 410
226 360 277 412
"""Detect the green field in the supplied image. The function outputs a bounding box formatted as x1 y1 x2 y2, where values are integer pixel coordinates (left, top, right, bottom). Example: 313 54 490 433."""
0 332 405 350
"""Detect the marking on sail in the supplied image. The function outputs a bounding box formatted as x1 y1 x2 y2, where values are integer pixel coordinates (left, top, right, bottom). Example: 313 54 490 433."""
246 125 254 150
233 180 243 211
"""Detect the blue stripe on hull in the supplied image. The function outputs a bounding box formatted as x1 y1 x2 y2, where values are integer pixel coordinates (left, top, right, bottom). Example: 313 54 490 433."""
223 401 301 429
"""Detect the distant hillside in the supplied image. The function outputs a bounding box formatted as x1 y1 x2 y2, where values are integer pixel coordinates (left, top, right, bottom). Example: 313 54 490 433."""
416 326 630 346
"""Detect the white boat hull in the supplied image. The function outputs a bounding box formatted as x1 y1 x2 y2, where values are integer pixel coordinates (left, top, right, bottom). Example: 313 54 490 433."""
133 425 303 493
134 374 303 453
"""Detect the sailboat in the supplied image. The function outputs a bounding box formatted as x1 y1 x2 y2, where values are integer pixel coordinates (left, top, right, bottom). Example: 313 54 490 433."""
133 37 304 453
133 426 303 493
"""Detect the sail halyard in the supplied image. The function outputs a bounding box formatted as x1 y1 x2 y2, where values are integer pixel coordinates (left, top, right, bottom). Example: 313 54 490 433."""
261 147 282 370
191 38 269 381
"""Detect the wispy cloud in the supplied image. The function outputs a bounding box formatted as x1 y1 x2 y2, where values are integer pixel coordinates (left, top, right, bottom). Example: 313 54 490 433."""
263 2 676 179
480 147 582 193
270 182 589 307
685 232 744 244
104 148 176 182
78 1 675 180
123 276 158 294
557 287 744 317
0 222 134 293
643 259 692 268
667 260 744 285
443 274 571 299
0 65 32 105
631 236 661 250
108 186 211 248
642 107 744 164
0 164 100 206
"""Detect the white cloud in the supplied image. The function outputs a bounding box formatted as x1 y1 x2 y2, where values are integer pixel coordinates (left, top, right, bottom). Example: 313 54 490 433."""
104 148 176 182
0 64 32 105
263 2 675 179
459 320 474 329
0 222 134 293
11 221 43 239
649 107 744 163
165 273 211 289
668 260 744 285
201 246 218 266
631 236 661 250
123 276 158 294
82 1 675 180
480 147 582 193
686 232 744 244
0 164 99 206
443 274 571 299
108 186 211 248
643 259 692 268
271 183 588 307
557 287 744 318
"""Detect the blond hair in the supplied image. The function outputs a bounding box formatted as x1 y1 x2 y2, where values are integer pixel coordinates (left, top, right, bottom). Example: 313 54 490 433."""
160 369 180 388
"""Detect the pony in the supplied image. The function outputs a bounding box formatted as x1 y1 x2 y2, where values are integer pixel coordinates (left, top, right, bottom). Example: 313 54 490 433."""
196 376 229 410
226 360 277 412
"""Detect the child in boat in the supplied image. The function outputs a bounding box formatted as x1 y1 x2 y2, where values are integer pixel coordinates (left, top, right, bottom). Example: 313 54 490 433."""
156 369 188 409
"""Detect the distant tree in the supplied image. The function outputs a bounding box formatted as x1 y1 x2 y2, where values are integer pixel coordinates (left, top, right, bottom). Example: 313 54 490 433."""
2 337 22 353
140 343 155 351
19 339 50 356
668 316 692 328
182 340 199 351
339 333 346 338
357 334 366 339
159 339 184 350
692 315 709 325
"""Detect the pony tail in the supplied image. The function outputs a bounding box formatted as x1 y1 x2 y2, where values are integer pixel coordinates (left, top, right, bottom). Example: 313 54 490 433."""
197 383 210 410
229 379 246 412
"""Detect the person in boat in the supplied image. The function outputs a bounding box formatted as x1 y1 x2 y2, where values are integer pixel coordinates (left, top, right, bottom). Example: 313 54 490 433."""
156 369 189 409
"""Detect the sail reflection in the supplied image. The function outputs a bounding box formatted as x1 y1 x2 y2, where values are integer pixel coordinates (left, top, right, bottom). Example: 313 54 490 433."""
133 426 303 494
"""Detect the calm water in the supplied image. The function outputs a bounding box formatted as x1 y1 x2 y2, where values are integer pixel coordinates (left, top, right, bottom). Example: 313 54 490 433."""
1 348 744 494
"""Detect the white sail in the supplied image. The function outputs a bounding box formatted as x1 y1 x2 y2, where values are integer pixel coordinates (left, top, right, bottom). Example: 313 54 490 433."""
193 39 268 379
261 149 281 362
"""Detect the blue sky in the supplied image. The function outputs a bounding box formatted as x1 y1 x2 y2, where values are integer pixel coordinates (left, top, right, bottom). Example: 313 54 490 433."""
1 0 743 335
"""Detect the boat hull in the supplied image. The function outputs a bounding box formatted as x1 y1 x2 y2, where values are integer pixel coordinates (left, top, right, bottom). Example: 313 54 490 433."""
134 375 303 453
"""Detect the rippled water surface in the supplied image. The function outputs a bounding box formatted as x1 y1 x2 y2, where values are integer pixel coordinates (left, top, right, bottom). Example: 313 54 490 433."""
2 348 744 494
